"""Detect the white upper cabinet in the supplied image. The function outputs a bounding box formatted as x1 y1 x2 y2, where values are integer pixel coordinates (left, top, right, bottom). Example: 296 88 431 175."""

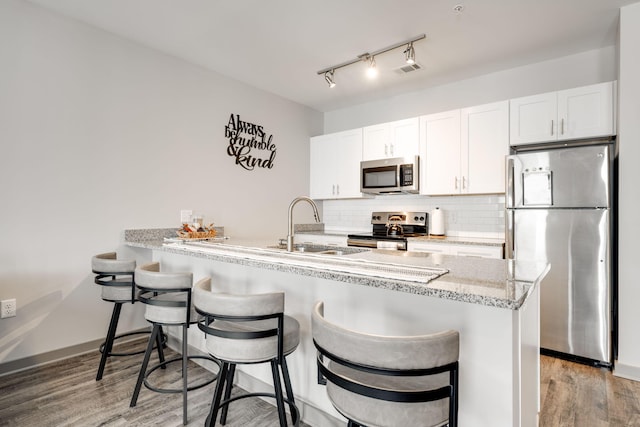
462 101 509 194
510 81 616 146
362 118 419 160
420 109 461 195
420 101 509 195
310 128 363 200
509 92 557 145
558 82 615 140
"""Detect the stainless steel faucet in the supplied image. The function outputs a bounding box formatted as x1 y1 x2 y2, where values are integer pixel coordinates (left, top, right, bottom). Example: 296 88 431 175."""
287 196 321 251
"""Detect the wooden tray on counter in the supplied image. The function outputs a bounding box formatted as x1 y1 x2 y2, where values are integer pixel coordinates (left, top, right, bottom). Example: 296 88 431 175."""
176 230 217 239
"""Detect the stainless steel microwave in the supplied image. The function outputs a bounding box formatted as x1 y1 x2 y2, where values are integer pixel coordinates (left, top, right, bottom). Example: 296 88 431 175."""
360 155 419 194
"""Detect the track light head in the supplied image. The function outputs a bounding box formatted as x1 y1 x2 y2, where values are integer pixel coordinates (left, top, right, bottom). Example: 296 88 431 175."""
366 56 378 78
404 42 415 65
324 70 336 88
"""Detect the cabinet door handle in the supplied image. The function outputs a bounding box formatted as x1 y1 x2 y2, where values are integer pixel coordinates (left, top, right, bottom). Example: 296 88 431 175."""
454 176 458 189
390 143 394 157
384 144 388 156
336 184 340 195
551 119 554 136
332 184 335 195
561 118 565 135
462 176 467 189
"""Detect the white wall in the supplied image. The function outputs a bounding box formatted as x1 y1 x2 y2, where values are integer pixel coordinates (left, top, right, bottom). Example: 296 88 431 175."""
614 2 640 380
0 0 322 366
323 46 617 133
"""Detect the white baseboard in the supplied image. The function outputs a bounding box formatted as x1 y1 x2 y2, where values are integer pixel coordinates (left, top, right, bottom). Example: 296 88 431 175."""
613 362 640 382
0 328 150 377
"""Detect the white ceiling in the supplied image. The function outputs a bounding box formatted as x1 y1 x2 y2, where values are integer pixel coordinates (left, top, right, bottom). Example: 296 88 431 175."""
26 0 635 112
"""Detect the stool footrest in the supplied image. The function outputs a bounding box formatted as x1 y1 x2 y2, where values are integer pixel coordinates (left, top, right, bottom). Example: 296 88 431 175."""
143 355 220 394
220 392 300 426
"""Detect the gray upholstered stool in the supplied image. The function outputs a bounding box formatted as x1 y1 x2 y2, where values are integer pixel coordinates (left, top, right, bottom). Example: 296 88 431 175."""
91 252 163 381
194 277 300 427
311 301 460 427
129 262 219 426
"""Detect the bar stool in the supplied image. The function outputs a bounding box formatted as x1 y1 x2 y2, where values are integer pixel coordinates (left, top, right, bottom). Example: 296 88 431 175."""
311 301 460 427
193 277 300 427
91 252 164 381
129 262 219 426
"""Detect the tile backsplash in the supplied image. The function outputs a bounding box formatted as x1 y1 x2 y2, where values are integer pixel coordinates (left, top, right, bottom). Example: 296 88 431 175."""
321 194 505 238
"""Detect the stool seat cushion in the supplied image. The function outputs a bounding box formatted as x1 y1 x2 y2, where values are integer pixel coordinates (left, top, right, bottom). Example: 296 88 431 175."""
101 277 135 302
92 252 135 274
144 293 199 325
327 362 449 427
204 316 300 363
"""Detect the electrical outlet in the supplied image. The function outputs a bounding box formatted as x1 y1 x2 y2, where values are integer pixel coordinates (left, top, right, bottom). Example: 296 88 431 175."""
1 299 16 318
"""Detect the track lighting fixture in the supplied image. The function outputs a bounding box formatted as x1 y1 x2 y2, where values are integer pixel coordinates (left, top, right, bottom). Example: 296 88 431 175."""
324 70 336 88
317 34 425 87
404 42 415 65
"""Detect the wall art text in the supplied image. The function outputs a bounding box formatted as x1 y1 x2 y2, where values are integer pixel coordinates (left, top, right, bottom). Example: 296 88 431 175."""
224 114 276 171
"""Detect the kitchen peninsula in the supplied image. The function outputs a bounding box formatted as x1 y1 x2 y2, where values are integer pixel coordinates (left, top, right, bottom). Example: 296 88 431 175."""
125 228 549 427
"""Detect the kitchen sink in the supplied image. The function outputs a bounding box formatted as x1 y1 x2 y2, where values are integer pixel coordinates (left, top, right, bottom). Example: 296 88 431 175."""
267 244 366 256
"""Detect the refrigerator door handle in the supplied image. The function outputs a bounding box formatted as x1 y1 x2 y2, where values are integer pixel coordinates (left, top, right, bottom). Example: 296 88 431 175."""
506 209 514 259
506 157 515 208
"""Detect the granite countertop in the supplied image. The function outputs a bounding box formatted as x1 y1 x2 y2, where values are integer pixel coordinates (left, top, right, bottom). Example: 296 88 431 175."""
124 229 547 311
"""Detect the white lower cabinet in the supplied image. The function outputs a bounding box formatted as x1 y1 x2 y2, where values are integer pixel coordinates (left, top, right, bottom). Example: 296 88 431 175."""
408 241 504 259
294 234 347 247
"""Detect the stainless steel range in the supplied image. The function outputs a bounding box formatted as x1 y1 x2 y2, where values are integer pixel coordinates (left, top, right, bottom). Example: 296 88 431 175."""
347 211 428 251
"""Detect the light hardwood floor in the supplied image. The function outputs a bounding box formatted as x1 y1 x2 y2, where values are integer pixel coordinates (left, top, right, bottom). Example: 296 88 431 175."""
1 339 640 426
0 338 308 427
540 355 640 426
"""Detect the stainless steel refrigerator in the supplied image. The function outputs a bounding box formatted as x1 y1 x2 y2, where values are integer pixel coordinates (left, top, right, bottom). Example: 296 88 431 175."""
506 139 616 367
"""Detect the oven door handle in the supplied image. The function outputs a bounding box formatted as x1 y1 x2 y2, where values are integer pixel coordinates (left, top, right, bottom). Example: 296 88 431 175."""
346 239 379 248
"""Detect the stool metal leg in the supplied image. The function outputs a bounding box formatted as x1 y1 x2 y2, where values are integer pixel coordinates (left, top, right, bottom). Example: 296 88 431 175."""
155 325 166 368
182 324 188 426
96 302 122 381
219 363 236 425
270 359 288 427
130 323 160 408
281 357 297 411
206 362 229 427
